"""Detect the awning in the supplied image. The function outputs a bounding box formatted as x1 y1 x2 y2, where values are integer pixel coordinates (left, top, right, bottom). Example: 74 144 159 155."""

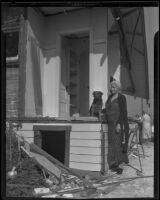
110 7 149 100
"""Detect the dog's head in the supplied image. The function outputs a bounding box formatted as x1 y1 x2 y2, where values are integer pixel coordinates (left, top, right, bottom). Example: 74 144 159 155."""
92 91 103 103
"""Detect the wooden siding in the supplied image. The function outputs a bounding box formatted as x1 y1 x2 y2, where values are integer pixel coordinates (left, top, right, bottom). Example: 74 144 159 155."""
18 122 109 172
69 123 108 171
70 162 101 171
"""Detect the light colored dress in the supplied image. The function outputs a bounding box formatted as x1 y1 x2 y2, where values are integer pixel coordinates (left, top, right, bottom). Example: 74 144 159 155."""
142 113 152 139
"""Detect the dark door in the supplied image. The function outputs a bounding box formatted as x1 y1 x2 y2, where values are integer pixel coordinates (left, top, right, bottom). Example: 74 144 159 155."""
41 131 66 164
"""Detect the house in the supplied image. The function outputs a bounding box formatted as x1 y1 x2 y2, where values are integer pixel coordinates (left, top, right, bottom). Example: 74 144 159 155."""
2 6 159 172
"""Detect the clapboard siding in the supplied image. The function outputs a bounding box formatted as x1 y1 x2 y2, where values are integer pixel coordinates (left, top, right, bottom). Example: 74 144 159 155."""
17 123 35 143
6 66 19 118
19 122 108 171
69 162 101 171
17 130 34 138
70 123 108 171
70 139 101 147
70 154 101 163
70 131 101 139
70 146 101 155
22 123 35 129
71 123 102 131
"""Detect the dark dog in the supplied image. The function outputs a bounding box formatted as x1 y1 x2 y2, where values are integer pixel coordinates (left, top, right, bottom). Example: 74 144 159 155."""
89 91 103 119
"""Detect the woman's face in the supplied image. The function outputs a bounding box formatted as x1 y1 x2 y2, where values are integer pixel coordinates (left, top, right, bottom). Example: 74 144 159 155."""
110 84 119 94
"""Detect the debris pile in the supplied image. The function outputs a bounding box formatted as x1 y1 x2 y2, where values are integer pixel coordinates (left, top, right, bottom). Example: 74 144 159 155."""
6 121 154 198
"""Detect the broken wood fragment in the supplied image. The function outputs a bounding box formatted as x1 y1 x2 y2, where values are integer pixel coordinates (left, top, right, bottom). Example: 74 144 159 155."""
57 186 84 194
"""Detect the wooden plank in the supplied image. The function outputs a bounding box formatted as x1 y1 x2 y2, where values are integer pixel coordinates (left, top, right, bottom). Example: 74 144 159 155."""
70 154 101 163
104 147 108 155
69 162 101 171
70 139 101 147
57 186 84 194
29 152 61 178
101 128 105 173
104 132 108 140
70 131 101 139
71 123 101 131
70 146 101 155
29 143 84 180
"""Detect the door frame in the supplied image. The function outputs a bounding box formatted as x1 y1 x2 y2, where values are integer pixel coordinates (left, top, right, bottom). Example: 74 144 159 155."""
58 28 92 119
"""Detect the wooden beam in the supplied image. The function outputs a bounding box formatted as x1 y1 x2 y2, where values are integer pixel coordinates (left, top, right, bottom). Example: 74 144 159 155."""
141 8 150 100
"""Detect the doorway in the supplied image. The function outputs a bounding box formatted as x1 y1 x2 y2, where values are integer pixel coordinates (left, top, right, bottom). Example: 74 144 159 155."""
41 131 66 164
60 32 89 118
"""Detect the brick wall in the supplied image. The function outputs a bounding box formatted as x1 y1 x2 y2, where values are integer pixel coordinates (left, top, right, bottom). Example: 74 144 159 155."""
6 64 19 118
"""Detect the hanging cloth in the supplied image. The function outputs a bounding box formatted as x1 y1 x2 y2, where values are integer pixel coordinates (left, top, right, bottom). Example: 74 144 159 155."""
30 37 43 116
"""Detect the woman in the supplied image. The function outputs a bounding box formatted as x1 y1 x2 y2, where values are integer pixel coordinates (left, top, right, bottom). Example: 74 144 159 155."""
142 111 152 142
104 80 129 174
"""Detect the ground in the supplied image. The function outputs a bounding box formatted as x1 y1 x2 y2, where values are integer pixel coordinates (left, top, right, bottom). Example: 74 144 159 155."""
100 141 154 198
5 129 154 198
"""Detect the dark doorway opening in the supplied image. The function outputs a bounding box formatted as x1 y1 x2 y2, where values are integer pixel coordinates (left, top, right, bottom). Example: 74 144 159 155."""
41 131 66 164
60 32 89 118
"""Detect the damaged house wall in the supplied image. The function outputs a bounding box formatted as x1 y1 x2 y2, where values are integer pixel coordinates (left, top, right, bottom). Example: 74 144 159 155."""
25 7 108 118
5 7 158 120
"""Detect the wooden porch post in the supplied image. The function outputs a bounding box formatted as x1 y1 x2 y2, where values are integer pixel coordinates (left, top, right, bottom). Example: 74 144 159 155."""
18 15 27 118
